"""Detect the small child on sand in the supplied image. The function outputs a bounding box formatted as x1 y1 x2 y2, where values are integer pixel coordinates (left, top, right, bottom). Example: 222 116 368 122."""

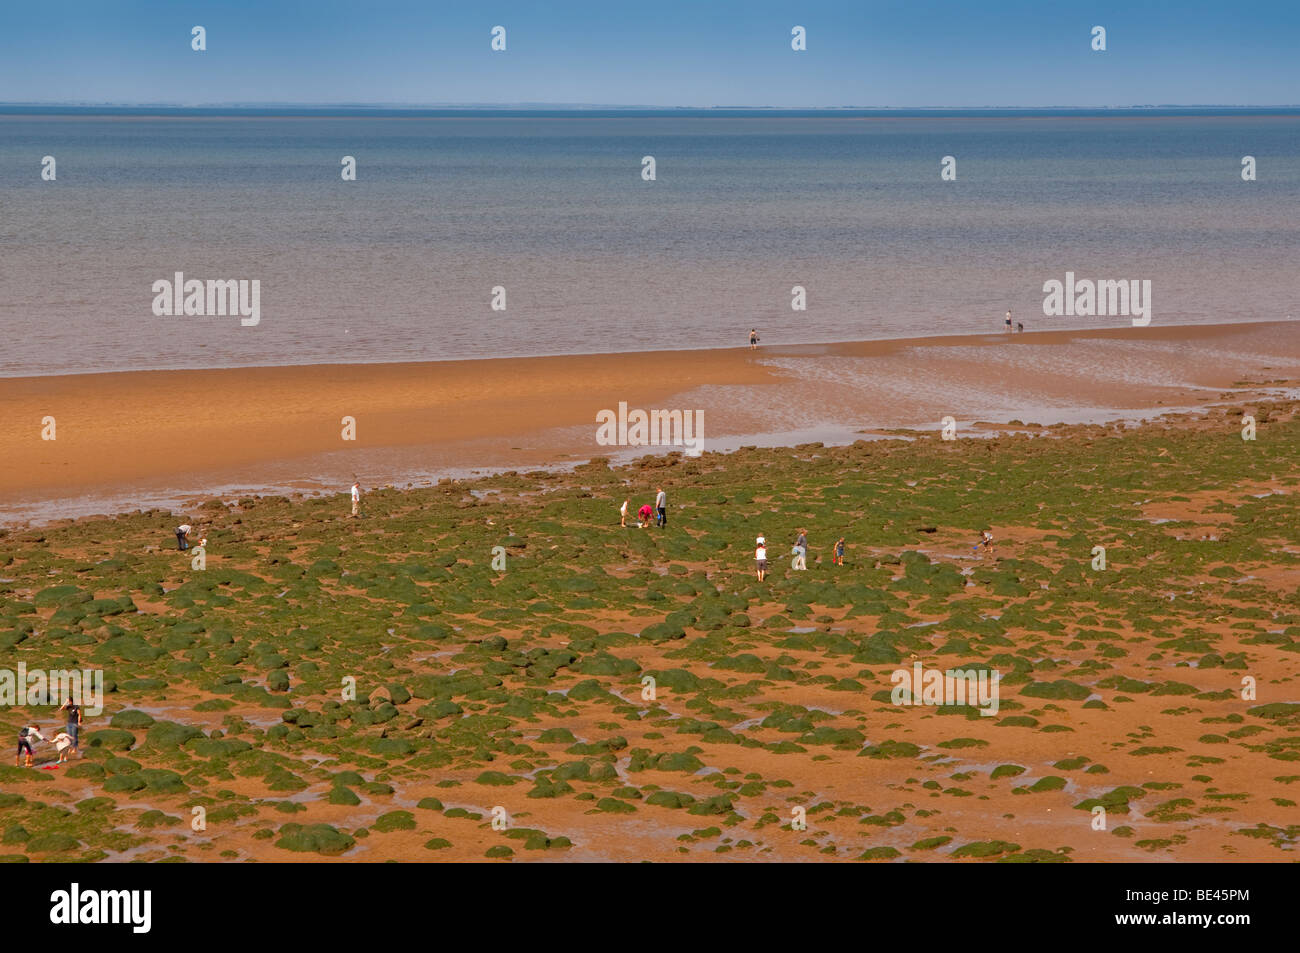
972 530 994 555
620 499 629 527
53 730 75 764
832 537 846 566
637 503 653 528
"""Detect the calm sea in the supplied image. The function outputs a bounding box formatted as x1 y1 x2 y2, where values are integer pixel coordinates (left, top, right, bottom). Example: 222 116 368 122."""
1 107 1297 377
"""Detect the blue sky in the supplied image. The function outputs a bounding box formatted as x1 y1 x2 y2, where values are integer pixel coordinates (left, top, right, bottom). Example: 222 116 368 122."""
1 0 1296 107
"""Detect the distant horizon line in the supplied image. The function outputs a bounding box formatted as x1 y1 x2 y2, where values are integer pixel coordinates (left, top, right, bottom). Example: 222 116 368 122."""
3 102 1300 111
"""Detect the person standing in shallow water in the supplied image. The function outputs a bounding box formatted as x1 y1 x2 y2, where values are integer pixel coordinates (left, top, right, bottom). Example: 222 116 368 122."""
749 329 759 349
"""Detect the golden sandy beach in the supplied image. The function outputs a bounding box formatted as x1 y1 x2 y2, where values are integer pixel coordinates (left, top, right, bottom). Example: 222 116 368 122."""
3 320 1299 524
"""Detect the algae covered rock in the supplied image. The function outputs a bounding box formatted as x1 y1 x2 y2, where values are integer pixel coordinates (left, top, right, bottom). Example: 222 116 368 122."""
275 823 356 856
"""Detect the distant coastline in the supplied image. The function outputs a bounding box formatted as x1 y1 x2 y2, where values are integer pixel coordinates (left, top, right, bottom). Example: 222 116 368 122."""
4 104 1300 119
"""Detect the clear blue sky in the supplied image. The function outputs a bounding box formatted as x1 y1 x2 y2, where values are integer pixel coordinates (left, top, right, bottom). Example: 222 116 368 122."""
1 0 1296 107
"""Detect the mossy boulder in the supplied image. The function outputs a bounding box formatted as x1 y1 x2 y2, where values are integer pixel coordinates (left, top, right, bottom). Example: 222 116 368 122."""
110 709 156 730
275 823 355 856
373 811 416 832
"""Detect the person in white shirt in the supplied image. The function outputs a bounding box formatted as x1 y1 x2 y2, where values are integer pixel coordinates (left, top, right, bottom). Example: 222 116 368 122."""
175 523 194 551
351 482 361 517
16 725 44 767
620 499 629 527
655 487 667 527
755 536 768 581
52 731 75 764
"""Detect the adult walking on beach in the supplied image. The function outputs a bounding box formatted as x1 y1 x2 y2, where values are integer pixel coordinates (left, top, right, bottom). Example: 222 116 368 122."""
57 696 82 758
749 328 760 349
351 481 361 518
655 487 667 527
755 536 768 581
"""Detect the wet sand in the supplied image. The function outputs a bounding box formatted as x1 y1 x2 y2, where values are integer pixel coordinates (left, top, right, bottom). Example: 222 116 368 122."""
3 320 1298 525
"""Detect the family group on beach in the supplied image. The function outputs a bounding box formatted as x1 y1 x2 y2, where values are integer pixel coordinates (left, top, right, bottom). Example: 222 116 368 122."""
753 529 842 580
15 697 83 768
620 487 668 528
757 528 992 579
619 492 996 581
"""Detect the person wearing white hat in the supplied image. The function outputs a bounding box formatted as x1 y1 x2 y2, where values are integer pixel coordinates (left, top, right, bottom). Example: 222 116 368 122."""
755 536 767 581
